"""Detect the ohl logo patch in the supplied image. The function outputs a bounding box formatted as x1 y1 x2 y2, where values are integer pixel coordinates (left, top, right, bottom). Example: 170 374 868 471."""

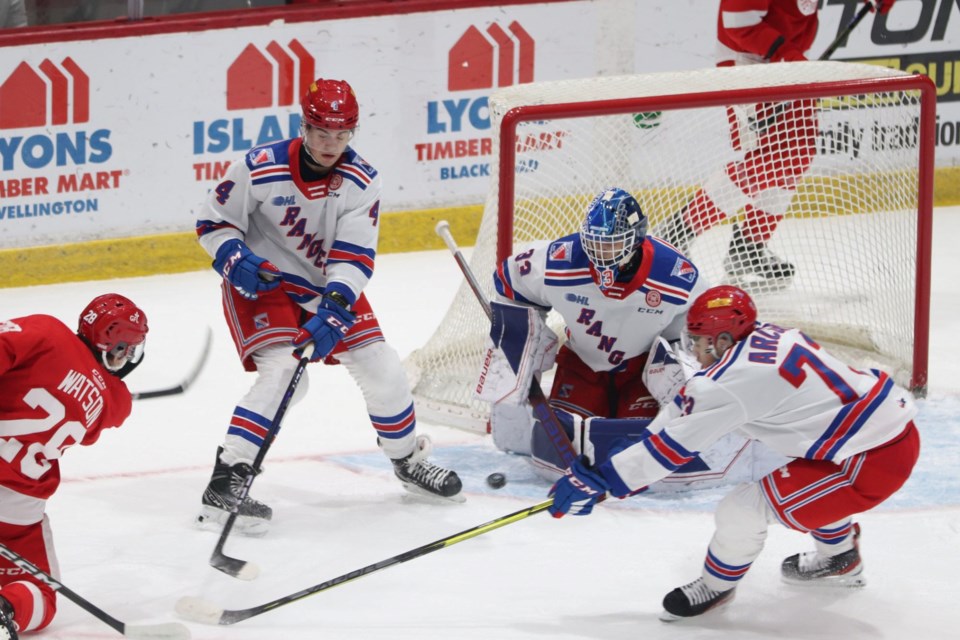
448 21 534 92
0 58 89 129
226 39 315 110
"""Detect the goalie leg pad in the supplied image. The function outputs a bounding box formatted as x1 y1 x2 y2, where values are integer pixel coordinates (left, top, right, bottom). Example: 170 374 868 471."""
476 301 558 406
578 415 655 466
490 403 536 455
529 412 654 481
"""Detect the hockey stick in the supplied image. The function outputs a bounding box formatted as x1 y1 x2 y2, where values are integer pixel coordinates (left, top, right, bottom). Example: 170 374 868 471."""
131 326 213 400
177 498 553 625
819 1 874 61
0 543 190 639
208 345 313 581
434 221 578 469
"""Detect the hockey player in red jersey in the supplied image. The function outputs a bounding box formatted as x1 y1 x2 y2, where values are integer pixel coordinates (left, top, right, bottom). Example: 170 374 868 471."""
195 77 462 536
0 294 149 637
657 0 896 287
547 284 919 620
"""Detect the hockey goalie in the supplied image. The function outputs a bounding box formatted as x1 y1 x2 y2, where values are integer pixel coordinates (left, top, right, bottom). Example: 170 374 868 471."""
475 188 786 492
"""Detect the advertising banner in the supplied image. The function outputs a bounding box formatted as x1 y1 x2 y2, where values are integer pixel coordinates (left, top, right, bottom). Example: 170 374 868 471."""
0 0 956 250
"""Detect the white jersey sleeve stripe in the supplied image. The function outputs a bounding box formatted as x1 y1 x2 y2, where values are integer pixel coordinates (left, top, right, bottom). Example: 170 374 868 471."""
722 9 765 29
642 430 697 471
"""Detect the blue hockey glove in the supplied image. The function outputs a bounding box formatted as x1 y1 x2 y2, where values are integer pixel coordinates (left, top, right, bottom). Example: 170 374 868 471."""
293 291 356 362
213 239 281 300
548 456 610 518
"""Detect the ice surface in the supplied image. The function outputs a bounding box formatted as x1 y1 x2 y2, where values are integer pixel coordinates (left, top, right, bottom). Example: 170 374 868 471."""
3 208 959 639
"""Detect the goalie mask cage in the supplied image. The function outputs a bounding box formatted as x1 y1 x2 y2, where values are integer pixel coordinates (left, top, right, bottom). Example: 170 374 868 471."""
406 61 935 433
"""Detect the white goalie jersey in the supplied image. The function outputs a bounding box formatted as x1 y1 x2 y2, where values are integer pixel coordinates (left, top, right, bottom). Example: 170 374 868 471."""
493 233 709 372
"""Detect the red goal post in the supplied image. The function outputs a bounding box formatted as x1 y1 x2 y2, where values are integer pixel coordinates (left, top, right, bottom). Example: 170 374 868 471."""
406 62 936 433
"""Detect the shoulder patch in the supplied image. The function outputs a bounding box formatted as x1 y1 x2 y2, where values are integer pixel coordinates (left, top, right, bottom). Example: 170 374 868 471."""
549 240 573 261
249 147 276 166
670 257 697 283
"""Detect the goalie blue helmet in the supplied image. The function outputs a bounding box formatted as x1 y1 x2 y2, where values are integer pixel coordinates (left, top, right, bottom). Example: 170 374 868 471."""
580 188 648 285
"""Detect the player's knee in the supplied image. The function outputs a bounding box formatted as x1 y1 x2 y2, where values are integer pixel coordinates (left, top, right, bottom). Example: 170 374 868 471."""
340 342 412 411
247 345 310 408
341 341 404 388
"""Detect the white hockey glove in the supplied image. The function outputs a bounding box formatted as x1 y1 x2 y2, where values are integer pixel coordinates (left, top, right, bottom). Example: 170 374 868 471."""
642 336 696 407
475 301 559 406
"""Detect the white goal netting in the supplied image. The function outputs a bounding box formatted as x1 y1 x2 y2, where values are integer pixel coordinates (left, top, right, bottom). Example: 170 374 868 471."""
406 62 933 432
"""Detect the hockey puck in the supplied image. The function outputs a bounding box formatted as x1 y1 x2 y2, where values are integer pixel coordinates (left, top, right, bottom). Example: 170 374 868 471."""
486 472 507 489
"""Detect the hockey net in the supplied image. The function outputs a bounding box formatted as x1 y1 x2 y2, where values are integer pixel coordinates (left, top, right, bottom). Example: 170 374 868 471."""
406 61 935 433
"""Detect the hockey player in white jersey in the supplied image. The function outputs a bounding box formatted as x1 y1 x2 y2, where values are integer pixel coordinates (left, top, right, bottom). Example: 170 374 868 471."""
195 78 462 534
478 188 709 471
548 285 920 620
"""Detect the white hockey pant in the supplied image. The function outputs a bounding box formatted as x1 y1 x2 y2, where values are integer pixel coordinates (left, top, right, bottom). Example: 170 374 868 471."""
701 482 778 592
338 341 418 460
221 342 417 464
220 344 310 465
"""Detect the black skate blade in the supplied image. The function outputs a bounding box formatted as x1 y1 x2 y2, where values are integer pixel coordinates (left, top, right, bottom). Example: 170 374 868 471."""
399 482 466 504
781 572 866 588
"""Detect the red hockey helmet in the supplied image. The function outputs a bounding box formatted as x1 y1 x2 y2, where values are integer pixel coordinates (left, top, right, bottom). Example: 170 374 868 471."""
686 285 757 345
78 294 149 371
300 78 359 130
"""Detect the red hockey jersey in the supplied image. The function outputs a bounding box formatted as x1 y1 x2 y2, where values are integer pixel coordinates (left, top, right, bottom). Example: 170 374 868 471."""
0 315 133 501
717 0 819 64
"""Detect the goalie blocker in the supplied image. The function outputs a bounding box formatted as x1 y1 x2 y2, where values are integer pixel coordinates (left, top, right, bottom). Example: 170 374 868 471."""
478 309 787 492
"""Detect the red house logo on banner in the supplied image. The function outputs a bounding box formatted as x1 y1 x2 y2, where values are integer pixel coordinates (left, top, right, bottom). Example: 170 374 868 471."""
226 39 315 110
0 58 90 129
448 21 534 92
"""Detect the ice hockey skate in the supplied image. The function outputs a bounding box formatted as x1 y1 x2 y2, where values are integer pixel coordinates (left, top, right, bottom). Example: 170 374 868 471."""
0 595 17 640
197 448 273 537
391 435 464 502
660 577 735 622
723 223 795 290
781 523 866 587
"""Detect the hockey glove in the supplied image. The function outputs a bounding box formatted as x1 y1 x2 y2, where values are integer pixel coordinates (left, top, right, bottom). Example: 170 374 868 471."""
293 291 356 362
770 46 807 63
548 456 610 518
213 239 281 300
867 0 895 14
